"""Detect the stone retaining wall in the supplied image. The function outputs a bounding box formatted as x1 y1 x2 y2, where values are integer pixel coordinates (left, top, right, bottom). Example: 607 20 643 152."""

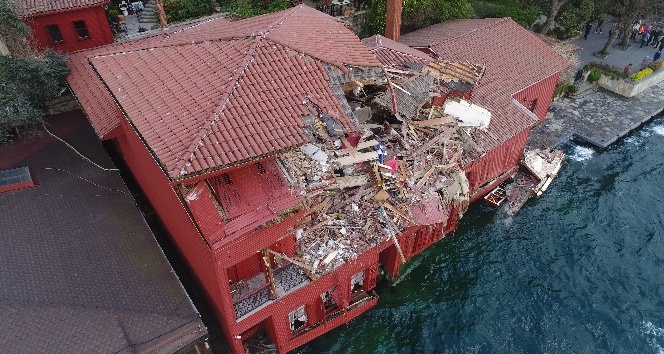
598 68 664 97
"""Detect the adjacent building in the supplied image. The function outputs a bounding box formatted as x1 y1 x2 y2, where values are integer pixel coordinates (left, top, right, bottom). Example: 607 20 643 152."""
66 6 569 354
15 0 114 53
0 111 208 353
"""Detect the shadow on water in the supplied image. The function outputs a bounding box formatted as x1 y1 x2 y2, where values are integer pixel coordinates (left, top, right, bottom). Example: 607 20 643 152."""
296 114 664 354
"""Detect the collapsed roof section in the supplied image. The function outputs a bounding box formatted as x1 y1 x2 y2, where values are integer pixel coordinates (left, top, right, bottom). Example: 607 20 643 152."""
70 5 382 180
180 40 500 275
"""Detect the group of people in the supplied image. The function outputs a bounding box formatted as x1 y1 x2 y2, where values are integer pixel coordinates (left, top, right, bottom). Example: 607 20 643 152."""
634 23 663 49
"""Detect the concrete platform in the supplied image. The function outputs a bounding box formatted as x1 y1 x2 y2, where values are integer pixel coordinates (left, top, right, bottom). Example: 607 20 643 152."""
528 83 664 150
527 24 664 151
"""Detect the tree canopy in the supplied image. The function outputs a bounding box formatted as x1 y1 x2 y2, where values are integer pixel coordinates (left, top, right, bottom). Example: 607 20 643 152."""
0 0 69 143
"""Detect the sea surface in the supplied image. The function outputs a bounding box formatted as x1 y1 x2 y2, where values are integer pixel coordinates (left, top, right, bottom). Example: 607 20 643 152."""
295 113 664 354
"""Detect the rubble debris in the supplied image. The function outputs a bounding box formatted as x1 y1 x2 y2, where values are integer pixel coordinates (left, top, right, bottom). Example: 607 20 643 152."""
523 149 565 196
261 58 496 277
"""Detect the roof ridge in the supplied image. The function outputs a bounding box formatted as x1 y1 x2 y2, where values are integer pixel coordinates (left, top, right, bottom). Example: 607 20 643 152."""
173 6 304 178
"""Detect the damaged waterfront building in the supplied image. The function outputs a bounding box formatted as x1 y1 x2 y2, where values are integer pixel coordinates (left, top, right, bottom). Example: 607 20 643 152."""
66 5 570 354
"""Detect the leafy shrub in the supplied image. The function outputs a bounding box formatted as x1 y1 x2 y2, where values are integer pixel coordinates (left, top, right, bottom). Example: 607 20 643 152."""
587 70 601 82
631 68 654 81
163 0 217 23
221 0 290 20
470 0 539 28
358 0 470 38
648 61 664 70
553 81 567 97
566 83 578 94
584 62 627 80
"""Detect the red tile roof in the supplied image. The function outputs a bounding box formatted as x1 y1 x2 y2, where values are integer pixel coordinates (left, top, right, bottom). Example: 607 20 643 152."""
67 16 233 138
400 18 570 152
67 5 381 179
362 34 432 67
15 0 107 17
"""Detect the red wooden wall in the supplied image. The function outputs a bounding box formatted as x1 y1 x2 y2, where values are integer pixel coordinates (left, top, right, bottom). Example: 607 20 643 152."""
464 129 529 196
464 73 561 198
512 73 561 121
112 126 224 323
26 6 114 53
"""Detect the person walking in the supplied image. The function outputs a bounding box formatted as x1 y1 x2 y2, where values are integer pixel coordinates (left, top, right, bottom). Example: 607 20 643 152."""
595 19 604 33
584 21 593 40
655 50 662 62
640 31 650 48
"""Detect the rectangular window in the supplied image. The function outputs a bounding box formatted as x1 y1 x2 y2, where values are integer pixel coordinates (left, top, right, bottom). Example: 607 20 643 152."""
73 21 90 39
46 25 63 44
288 305 308 332
351 271 365 293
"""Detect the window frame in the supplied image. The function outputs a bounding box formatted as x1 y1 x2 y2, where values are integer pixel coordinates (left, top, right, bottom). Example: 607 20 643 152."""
73 20 90 40
45 24 64 44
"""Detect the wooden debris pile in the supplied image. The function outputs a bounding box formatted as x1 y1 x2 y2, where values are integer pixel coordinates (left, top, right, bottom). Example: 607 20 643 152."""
272 60 495 277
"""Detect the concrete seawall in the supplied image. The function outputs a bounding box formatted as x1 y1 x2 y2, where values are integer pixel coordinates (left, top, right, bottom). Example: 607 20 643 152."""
527 80 664 151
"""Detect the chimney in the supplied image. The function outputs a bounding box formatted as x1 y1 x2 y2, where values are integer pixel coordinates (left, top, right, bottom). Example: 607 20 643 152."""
384 0 403 41
155 0 168 29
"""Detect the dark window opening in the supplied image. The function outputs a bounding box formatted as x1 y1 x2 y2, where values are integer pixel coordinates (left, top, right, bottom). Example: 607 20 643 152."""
527 98 538 113
46 25 63 44
73 20 90 39
351 271 364 293
289 305 308 333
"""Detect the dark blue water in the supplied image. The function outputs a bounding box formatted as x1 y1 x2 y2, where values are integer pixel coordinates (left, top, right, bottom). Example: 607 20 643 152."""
296 114 664 354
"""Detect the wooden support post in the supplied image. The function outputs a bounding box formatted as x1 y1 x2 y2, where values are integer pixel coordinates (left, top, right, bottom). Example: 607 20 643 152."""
262 249 277 300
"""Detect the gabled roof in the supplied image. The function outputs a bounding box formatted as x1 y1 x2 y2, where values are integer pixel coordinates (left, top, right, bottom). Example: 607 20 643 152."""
68 5 381 179
15 0 107 17
400 18 570 152
362 34 432 67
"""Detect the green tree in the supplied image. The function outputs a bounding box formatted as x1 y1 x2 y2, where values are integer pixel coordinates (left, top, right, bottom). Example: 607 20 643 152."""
471 1 540 28
554 0 593 38
219 0 290 19
163 0 217 22
360 0 470 38
0 0 69 143
0 0 31 55
537 0 569 33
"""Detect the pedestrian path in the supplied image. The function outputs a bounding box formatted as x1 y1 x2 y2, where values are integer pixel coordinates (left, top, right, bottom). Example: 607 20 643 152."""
527 24 664 151
574 26 661 69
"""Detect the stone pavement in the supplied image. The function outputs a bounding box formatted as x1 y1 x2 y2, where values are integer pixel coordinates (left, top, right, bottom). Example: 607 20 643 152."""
527 24 664 151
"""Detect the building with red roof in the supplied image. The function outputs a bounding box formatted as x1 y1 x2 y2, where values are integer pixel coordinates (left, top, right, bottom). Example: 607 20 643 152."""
66 8 569 354
400 18 571 197
16 0 114 52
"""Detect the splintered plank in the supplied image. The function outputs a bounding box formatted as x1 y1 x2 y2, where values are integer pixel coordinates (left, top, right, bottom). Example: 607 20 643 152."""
410 129 455 157
335 140 379 156
335 151 379 166
414 115 456 127
327 174 369 189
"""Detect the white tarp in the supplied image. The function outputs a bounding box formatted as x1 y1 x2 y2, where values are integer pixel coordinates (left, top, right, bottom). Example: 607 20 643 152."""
443 99 491 129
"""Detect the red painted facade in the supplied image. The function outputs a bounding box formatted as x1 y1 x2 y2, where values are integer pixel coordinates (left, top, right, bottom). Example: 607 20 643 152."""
26 5 113 53
98 66 561 354
105 116 464 353
466 72 561 200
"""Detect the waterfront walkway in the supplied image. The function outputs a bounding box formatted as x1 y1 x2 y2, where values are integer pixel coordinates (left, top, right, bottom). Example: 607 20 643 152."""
528 27 664 150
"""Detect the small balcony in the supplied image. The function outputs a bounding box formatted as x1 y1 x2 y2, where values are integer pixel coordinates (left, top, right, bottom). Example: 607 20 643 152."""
233 263 311 320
